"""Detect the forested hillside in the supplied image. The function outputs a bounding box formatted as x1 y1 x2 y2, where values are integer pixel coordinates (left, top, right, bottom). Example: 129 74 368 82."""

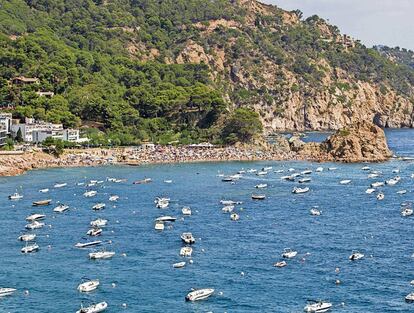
1 0 414 145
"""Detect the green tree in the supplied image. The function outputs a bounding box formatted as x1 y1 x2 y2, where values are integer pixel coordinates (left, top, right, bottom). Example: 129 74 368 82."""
221 108 263 144
16 128 23 142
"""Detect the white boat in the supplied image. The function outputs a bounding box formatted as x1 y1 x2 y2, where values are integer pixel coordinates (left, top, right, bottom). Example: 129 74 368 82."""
164 180 173 184
376 192 385 200
371 181 384 188
274 169 284 173
185 288 214 301
281 175 295 181
155 216 177 222
255 183 268 189
180 247 193 257
405 292 414 302
301 170 312 175
157 201 169 209
32 199 51 206
230 213 240 221
273 261 287 268
77 280 100 292
108 195 119 202
89 251 115 260
310 208 321 216
182 207 192 216
365 188 376 194
361 166 370 171
154 221 164 231
92 203 106 210
298 178 311 183
53 204 69 213
26 213 46 222
246 169 257 173
90 219 108 227
288 168 296 172
222 205 234 213
0 288 16 297
173 261 186 268
262 166 273 171
87 228 102 236
21 243 39 253
328 167 337 171
8 192 23 200
339 180 351 185
315 167 324 172
292 187 309 194
84 191 97 197
18 233 36 241
349 251 364 261
368 173 380 178
304 300 333 312
25 221 45 230
181 232 195 244
39 188 49 193
54 183 67 188
75 241 102 248
386 177 400 185
397 190 407 195
401 208 413 217
76 301 108 313
282 248 298 259
256 171 268 176
220 200 242 205
252 194 266 200
392 169 400 174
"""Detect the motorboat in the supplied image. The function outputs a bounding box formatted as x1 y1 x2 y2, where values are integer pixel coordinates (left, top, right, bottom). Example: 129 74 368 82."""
156 201 169 209
288 168 296 172
90 219 108 227
89 251 115 260
365 188 376 194
292 187 309 194
54 183 67 188
87 228 102 236
92 203 106 210
21 243 39 253
255 183 268 189
0 288 16 297
155 216 177 222
39 188 49 193
386 177 400 185
339 180 351 185
392 169 400 174
77 280 100 292
75 241 102 248
281 175 295 181
164 180 173 184
133 178 152 184
310 208 321 216
84 191 97 197
304 300 333 312
154 221 164 231
222 176 235 182
53 204 69 213
315 167 323 172
262 166 273 171
18 233 36 242
251 194 266 200
301 170 312 175
173 261 186 268
182 207 192 216
405 293 414 303
25 221 45 230
274 169 284 173
32 199 51 206
349 251 364 261
298 178 311 183
222 205 234 213
108 195 119 202
282 248 298 259
26 213 46 222
368 173 380 178
185 288 214 301
401 208 413 217
273 261 287 268
220 200 242 205
371 181 384 188
246 169 257 173
181 232 195 244
376 192 385 200
397 190 407 195
230 213 240 221
8 192 23 200
76 301 108 313
256 171 268 176
180 247 193 257
328 167 337 171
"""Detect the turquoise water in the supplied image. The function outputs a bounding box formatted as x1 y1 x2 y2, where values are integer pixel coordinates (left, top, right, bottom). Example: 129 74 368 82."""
0 130 414 312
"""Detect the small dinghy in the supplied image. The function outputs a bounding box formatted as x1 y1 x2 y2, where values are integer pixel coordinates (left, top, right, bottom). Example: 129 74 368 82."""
298 178 311 183
92 203 106 210
26 213 46 222
255 183 268 189
54 183 67 188
349 251 364 261
251 194 266 200
173 261 186 268
181 233 195 244
292 187 309 194
339 180 351 185
365 188 376 194
185 288 214 301
230 213 240 221
39 188 49 193
220 200 242 205
401 208 413 217
133 178 152 184
180 247 193 257
273 261 287 268
108 195 119 202
376 192 385 200
87 228 102 237
310 208 321 216
0 288 16 297
397 190 407 195
76 301 108 313
77 280 100 292
18 233 36 242
182 207 192 216
84 191 97 198
405 293 414 303
25 221 45 230
222 205 234 213
53 204 69 213
89 251 115 260
155 216 176 222
8 193 23 200
90 219 108 228
32 199 51 206
282 248 298 259
154 221 164 231
21 243 39 254
304 300 333 312
75 241 102 248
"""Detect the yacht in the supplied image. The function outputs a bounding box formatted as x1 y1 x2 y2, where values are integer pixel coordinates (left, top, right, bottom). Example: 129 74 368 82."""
21 243 39 253
371 181 384 188
292 187 309 194
304 300 333 312
173 261 186 268
262 166 273 171
54 183 67 188
0 288 16 297
90 219 108 228
273 261 287 268
365 188 376 194
75 241 102 248
76 301 108 313
328 167 337 171
108 195 119 202
39 188 49 193
155 216 177 222
89 251 115 260
281 175 295 181
401 208 413 217
87 228 102 236
310 208 321 216
154 221 164 231
282 248 298 259
222 205 234 213
405 293 414 303
32 199 51 206
26 213 46 222
53 204 69 213
349 251 364 261
92 203 106 210
246 169 257 173
180 247 193 257
251 194 266 200
255 183 268 189
77 280 100 292
18 233 36 242
339 180 351 185
181 233 195 244
84 191 97 197
25 221 45 230
230 213 240 221
376 192 385 200
185 288 214 301
182 207 192 216
8 192 23 200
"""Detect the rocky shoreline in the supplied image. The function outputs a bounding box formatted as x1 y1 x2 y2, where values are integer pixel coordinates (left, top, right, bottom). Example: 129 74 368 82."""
0 122 393 177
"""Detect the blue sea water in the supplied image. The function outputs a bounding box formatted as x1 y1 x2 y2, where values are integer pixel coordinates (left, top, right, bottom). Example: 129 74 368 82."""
0 130 414 313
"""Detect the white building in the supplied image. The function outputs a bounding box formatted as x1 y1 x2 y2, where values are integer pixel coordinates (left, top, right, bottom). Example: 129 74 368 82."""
0 113 12 145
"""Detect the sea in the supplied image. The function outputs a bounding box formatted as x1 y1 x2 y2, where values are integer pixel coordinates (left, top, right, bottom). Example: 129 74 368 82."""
0 129 413 313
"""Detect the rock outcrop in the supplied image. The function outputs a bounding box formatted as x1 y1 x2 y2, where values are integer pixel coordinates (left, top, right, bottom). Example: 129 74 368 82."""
298 121 392 162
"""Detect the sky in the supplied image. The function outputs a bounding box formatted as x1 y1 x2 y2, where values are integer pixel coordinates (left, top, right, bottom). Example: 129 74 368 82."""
263 0 414 50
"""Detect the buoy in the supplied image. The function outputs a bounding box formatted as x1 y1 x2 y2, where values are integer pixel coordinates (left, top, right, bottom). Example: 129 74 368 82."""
241 271 245 276
116 220 120 223
108 240 112 244
335 279 341 285
335 267 340 273
122 253 127 257
122 303 127 308
48 245 52 249
46 235 49 238
219 291 223 296
201 248 205 252
111 230 115 233
112 283 116 288
189 259 194 264
132 211 136 214
24 290 29 295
